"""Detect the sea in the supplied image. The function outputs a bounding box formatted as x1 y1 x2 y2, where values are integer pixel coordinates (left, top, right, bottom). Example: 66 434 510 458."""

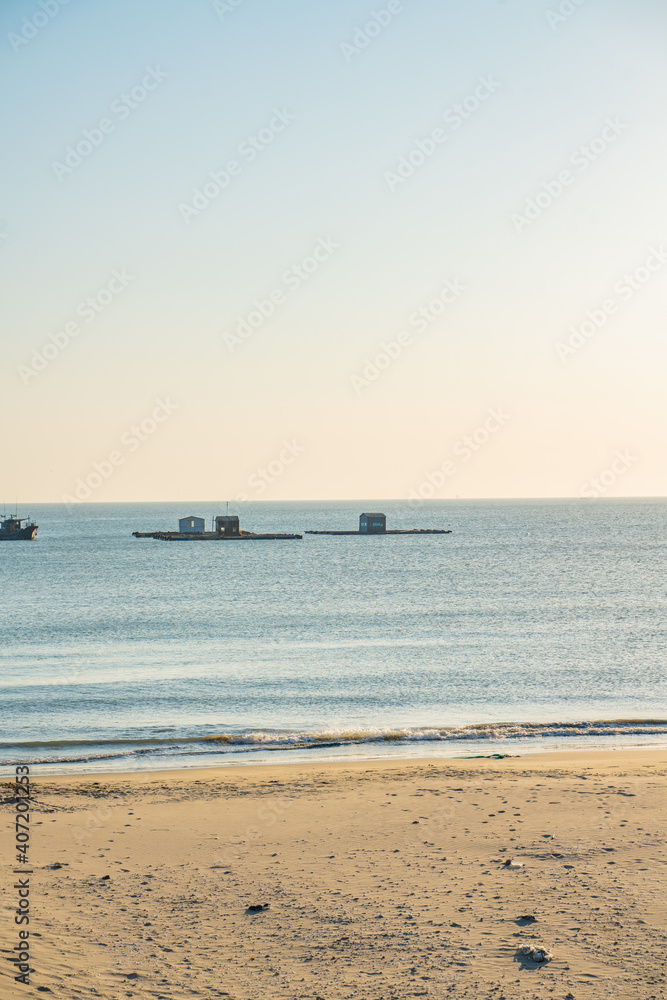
1 499 666 775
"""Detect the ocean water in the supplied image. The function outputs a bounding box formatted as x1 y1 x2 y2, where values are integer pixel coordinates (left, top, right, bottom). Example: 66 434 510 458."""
1 499 666 774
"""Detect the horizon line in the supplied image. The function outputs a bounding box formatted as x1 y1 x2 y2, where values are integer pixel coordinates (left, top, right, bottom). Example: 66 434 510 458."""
7 495 667 506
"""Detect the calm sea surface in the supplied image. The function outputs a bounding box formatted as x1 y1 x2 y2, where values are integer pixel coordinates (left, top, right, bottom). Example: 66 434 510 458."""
1 499 666 774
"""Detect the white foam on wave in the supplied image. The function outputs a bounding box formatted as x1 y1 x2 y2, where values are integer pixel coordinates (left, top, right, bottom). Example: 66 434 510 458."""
4 718 667 769
204 718 667 749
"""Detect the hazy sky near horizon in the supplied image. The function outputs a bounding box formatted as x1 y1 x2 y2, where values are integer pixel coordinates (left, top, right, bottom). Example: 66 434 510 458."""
2 0 666 503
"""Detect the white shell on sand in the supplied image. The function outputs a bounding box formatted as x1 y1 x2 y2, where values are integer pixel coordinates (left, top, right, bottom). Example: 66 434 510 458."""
519 945 553 963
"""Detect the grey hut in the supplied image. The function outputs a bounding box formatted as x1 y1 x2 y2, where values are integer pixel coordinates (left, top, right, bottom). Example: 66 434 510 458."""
178 515 205 534
359 512 386 534
215 515 240 537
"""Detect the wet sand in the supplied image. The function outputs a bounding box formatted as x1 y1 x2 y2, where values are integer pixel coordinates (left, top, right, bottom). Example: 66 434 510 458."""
2 749 666 999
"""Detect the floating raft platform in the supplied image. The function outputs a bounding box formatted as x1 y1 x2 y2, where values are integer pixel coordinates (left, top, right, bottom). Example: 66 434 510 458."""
132 531 302 541
305 529 451 536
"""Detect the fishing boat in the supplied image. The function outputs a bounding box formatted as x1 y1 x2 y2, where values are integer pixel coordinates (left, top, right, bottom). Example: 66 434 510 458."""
0 514 38 540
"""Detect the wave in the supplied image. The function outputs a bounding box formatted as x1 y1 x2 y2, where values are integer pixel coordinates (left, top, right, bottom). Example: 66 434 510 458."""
3 718 667 768
202 719 667 748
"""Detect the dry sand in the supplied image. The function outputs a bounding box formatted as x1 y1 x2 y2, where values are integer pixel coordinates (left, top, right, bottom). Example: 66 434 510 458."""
2 749 666 999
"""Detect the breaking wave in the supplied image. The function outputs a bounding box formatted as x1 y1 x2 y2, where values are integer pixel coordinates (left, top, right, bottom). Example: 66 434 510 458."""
202 719 667 748
3 718 667 770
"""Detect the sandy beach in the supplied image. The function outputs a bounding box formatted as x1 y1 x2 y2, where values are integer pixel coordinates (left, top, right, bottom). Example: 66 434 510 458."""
2 749 666 999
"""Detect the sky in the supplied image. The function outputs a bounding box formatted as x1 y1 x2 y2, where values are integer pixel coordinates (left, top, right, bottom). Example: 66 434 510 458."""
1 0 666 502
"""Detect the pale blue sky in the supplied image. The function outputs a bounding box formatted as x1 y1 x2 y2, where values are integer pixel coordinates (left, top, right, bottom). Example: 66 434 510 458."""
2 0 666 501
